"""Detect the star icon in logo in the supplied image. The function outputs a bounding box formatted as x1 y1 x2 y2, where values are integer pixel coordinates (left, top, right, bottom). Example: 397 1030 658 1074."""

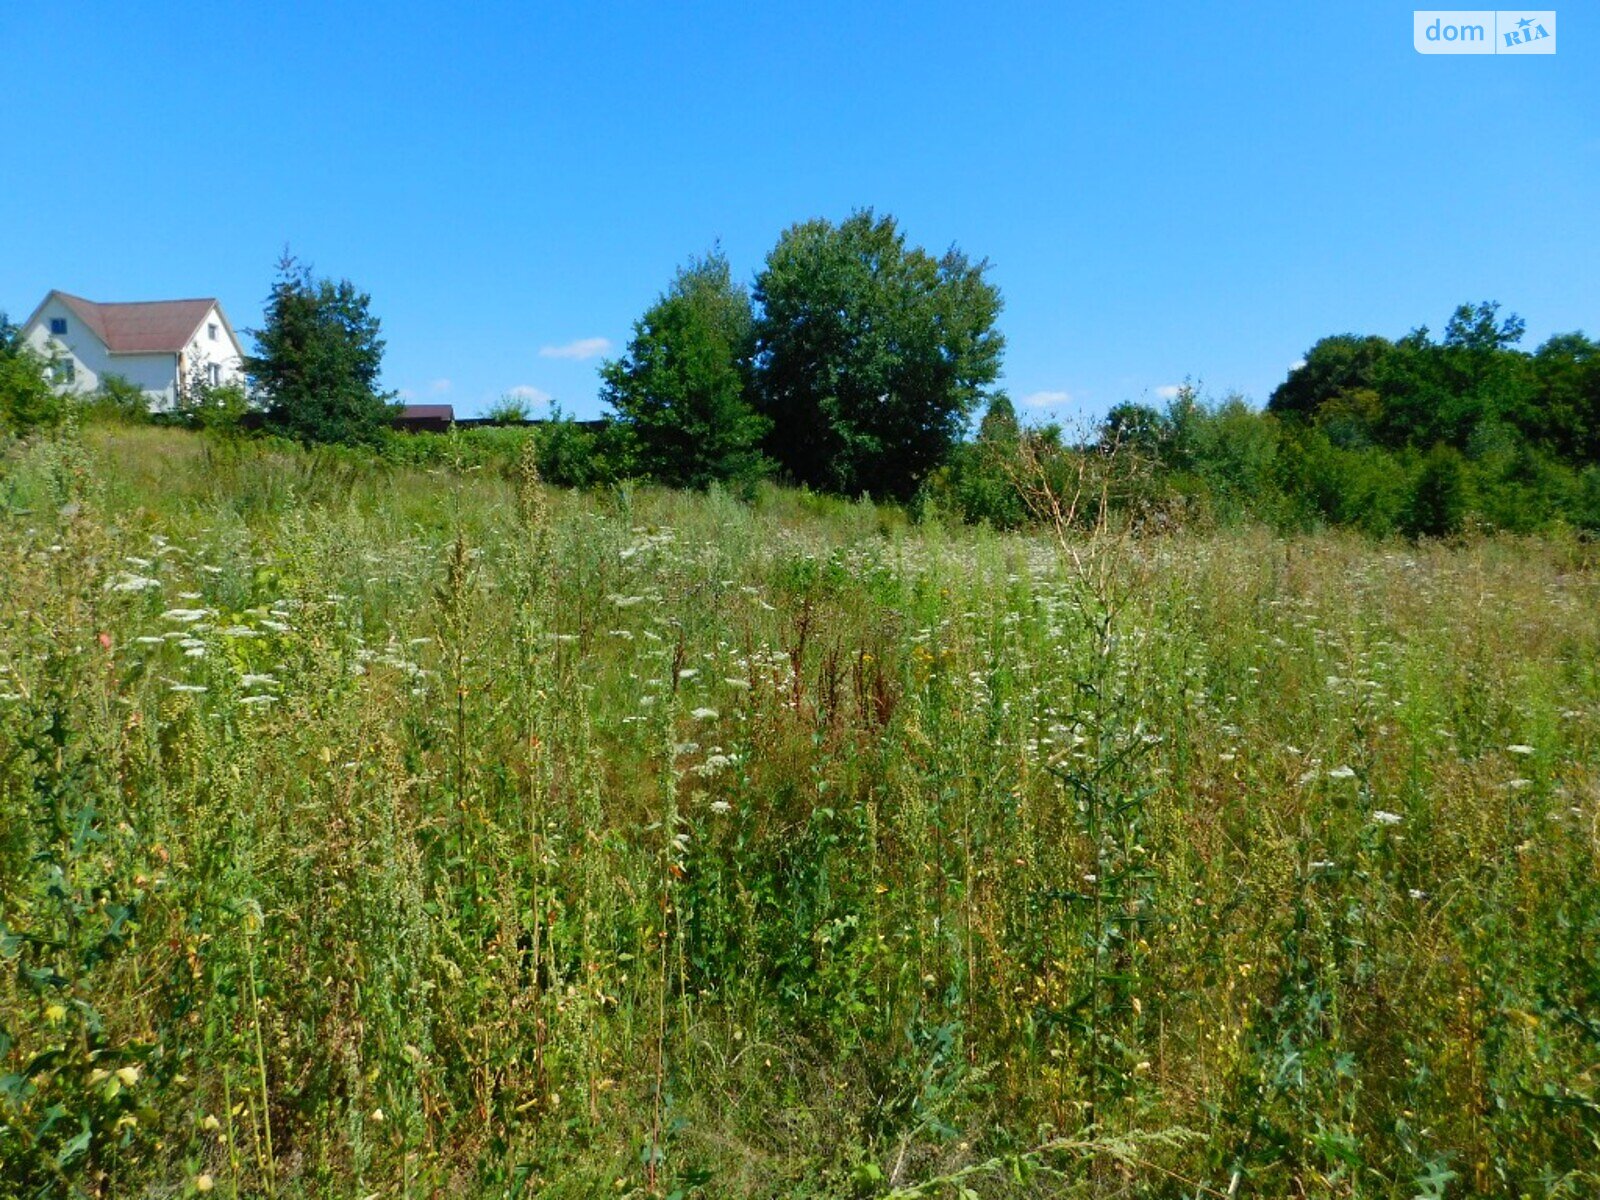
1516 16 1534 29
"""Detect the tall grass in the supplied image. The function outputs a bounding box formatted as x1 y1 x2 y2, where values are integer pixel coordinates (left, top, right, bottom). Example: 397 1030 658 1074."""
1 425 1597 1198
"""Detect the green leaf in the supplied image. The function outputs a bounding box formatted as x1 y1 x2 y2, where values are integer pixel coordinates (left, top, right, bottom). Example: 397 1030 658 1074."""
55 1116 92 1166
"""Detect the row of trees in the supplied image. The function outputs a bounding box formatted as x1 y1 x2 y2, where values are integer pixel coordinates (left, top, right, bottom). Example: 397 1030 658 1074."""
601 264 1600 535
1265 301 1600 462
923 302 1600 537
8 240 1599 537
6 214 1007 501
235 216 1005 487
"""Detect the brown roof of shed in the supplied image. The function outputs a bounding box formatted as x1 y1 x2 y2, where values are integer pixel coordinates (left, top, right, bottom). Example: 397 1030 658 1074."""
53 291 218 354
398 405 455 421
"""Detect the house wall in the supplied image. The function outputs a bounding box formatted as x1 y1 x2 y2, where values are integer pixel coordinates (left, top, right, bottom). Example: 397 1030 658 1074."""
179 304 246 399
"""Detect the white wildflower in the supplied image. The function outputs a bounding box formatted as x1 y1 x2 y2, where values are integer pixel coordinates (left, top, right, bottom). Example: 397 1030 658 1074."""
690 707 719 721
1507 744 1535 756
1372 810 1403 825
1327 765 1357 780
109 574 161 593
160 608 211 623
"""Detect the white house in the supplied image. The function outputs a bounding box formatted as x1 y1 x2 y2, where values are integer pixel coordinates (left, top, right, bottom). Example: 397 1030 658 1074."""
19 290 246 411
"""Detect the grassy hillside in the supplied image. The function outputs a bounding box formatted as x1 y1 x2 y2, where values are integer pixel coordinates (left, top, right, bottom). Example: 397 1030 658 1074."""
2 426 1598 1198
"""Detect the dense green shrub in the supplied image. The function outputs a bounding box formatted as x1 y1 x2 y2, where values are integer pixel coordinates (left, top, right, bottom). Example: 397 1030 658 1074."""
377 417 634 488
77 373 152 425
0 314 65 435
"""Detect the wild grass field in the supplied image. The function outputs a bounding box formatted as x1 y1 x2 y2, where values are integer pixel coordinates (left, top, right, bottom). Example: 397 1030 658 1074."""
2 425 1598 1199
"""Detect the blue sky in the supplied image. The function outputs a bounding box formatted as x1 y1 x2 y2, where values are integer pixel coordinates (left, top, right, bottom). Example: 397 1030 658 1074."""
3 3 1594 422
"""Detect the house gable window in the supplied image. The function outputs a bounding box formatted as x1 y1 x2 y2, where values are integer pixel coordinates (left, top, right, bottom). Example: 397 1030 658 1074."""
207 362 221 387
51 359 75 385
208 323 218 341
49 317 68 335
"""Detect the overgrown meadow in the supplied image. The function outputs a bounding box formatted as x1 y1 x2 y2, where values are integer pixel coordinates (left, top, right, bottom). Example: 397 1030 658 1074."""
2 426 1598 1198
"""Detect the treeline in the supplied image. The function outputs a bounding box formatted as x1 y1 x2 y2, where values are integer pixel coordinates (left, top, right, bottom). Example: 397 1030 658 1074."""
928 302 1600 536
590 278 1600 536
7 232 1598 537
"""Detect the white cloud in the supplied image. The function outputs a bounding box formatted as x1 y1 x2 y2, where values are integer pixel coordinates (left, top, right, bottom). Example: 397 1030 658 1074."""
1021 390 1072 409
1155 384 1183 400
505 385 551 404
1289 359 1307 372
429 378 452 394
539 337 611 361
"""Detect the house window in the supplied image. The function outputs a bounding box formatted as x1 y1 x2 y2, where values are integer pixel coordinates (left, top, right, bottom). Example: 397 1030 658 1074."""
49 317 67 335
207 362 221 387
51 360 76 385
208 323 218 341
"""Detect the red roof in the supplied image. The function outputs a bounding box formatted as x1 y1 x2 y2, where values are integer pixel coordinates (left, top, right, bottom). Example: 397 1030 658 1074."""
53 292 219 354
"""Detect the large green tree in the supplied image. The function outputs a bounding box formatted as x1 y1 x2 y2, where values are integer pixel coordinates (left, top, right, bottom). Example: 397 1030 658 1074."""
1267 334 1394 430
600 250 769 490
246 255 395 446
1527 332 1600 461
751 210 1004 500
